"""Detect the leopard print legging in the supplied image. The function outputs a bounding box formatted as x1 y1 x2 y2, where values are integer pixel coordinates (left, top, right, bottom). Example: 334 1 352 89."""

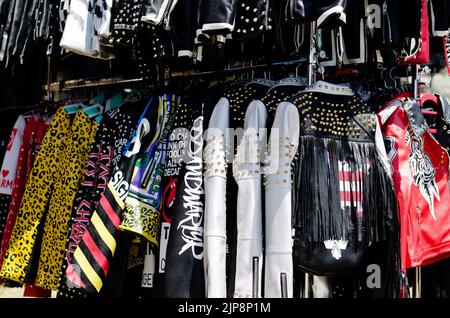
0 109 98 290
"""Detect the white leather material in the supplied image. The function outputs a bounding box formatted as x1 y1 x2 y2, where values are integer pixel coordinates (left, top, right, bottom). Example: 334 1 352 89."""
312 276 332 298
60 0 114 59
141 0 172 25
303 80 354 96
97 0 113 40
60 0 94 56
141 0 179 29
264 101 300 298
204 97 229 298
233 100 267 298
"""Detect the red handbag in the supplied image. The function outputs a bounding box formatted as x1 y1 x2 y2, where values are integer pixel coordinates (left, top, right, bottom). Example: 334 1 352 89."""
398 0 430 65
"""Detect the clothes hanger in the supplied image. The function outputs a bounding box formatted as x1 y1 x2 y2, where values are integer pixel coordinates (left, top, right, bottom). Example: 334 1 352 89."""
90 91 106 105
295 63 302 78
419 92 442 134
63 102 86 114
419 93 440 116
21 107 40 119
83 103 104 123
251 59 255 80
389 68 398 91
419 92 439 107
105 91 125 112
62 87 89 114
61 84 103 119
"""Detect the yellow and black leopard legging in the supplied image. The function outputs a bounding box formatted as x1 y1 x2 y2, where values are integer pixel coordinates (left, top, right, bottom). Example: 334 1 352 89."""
0 108 98 290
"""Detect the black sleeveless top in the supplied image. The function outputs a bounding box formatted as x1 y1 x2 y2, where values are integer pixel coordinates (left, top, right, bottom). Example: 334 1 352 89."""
290 81 395 276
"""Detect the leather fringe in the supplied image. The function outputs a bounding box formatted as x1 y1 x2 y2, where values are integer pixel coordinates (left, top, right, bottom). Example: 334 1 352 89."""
293 135 395 246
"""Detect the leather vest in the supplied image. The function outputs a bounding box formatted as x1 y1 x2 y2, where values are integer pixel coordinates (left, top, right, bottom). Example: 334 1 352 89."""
291 81 395 276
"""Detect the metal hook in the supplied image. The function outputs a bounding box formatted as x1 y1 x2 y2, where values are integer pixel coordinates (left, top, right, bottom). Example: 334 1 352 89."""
266 67 272 80
381 68 388 89
226 60 232 71
390 67 398 89
240 60 246 80
384 68 391 89
296 62 302 78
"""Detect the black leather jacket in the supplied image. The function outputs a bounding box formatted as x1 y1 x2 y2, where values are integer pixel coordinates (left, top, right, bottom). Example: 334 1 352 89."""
427 96 450 154
284 0 347 28
200 0 238 35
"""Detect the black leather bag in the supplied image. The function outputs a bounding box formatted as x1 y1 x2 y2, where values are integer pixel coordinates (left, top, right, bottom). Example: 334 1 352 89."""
293 240 366 276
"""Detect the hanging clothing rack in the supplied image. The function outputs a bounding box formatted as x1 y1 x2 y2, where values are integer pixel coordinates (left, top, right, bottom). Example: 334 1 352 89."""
168 59 305 77
43 59 305 93
44 77 145 93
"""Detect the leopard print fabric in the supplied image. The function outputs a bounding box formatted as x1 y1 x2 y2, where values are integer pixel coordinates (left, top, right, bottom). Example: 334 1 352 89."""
121 200 161 244
35 111 98 290
0 107 71 283
57 107 139 298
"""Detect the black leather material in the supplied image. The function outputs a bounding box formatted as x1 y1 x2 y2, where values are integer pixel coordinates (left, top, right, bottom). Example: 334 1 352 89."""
201 0 239 34
141 0 178 26
110 0 144 47
35 0 51 40
172 0 198 55
293 240 365 276
381 0 402 48
271 0 310 59
0 0 22 62
441 95 450 122
142 0 168 22
424 96 450 155
0 0 43 64
289 85 394 277
429 0 450 35
403 98 428 137
364 0 403 49
283 0 306 23
342 0 365 60
0 0 11 29
284 0 347 28
0 0 13 50
10 0 38 56
233 0 272 40
149 24 176 61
